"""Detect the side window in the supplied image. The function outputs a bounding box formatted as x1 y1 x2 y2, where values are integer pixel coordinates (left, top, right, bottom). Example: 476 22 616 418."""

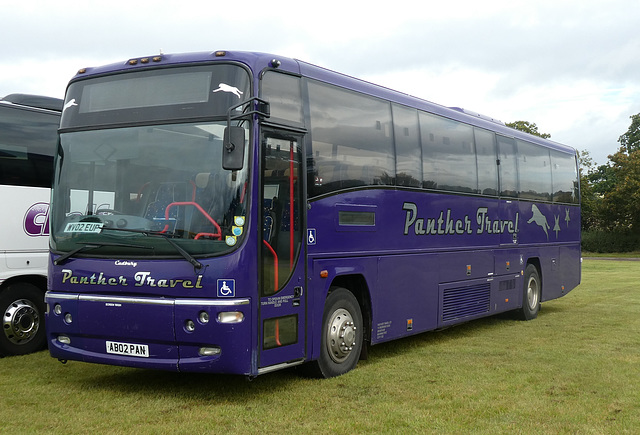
551 150 579 203
497 135 518 198
474 128 498 196
307 80 394 197
392 104 422 187
261 71 304 126
419 112 477 193
0 106 59 187
518 140 551 201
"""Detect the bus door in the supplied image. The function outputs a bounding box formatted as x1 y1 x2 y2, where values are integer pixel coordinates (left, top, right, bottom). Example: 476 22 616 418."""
258 129 306 369
496 135 522 299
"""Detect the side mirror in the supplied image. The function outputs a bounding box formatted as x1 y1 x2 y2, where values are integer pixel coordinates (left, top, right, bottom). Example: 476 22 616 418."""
223 126 245 170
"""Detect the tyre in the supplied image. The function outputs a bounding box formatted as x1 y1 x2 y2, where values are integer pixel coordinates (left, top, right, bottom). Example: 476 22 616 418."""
305 287 363 378
0 283 46 356
518 264 541 320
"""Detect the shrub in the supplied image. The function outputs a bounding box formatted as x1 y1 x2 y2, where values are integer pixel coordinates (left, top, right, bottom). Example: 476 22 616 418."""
582 230 640 253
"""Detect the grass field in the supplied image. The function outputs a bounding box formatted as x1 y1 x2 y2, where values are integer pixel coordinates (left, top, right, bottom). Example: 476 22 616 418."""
1 259 639 434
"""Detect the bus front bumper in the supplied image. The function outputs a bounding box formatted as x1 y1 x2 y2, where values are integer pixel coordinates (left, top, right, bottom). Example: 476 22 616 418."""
45 292 253 374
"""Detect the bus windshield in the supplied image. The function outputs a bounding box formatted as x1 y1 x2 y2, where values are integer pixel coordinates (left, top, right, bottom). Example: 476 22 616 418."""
50 121 249 257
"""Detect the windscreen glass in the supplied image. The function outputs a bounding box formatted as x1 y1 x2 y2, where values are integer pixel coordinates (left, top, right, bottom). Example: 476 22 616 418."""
51 122 249 257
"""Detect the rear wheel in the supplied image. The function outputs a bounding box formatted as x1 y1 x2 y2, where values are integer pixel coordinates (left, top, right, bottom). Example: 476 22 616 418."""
0 283 46 356
305 287 363 378
518 264 541 320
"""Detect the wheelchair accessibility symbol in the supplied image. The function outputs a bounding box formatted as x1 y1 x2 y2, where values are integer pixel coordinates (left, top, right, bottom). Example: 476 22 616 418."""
307 229 316 245
217 279 235 297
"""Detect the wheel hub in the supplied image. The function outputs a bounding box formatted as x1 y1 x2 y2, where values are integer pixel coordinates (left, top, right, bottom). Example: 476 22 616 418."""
3 299 40 345
526 276 539 309
326 308 357 363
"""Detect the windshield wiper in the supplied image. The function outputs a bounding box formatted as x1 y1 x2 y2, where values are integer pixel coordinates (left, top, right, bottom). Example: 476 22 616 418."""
100 227 203 270
54 241 151 265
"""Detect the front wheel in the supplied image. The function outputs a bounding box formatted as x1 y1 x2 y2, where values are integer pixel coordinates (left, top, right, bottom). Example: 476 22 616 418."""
518 264 541 320
306 287 363 378
0 283 46 356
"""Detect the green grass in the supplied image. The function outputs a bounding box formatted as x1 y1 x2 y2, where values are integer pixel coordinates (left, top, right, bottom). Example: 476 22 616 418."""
2 259 639 434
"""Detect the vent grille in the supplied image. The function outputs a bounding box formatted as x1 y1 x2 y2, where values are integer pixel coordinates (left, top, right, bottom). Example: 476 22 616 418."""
442 282 490 322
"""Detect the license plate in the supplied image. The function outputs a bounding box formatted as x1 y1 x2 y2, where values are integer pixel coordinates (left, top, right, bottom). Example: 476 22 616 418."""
106 341 149 358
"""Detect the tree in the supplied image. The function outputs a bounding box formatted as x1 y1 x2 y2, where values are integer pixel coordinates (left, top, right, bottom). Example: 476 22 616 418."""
587 163 617 196
599 112 640 233
578 149 594 172
579 149 616 196
579 171 598 231
618 113 640 154
578 150 602 231
505 121 551 139
580 113 640 251
602 148 640 232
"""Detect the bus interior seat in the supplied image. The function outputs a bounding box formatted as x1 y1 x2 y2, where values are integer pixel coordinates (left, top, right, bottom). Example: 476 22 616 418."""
187 172 231 237
143 182 188 226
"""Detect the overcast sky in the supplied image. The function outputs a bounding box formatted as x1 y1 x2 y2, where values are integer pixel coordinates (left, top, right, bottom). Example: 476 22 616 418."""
2 0 638 166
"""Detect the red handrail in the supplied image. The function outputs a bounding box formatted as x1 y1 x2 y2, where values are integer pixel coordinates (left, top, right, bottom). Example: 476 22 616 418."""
275 319 282 346
289 144 294 268
163 201 221 239
262 240 279 292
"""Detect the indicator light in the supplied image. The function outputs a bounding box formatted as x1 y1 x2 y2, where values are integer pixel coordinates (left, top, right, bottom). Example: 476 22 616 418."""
217 312 244 324
199 346 221 356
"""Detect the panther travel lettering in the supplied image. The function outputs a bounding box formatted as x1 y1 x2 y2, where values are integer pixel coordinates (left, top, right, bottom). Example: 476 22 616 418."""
60 269 204 289
402 202 519 236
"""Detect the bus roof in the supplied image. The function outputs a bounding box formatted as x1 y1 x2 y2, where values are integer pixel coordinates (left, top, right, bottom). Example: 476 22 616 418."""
1 94 63 112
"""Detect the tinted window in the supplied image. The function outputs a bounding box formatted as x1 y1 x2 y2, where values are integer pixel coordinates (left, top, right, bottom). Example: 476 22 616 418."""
62 65 250 129
474 128 498 196
392 105 421 187
0 105 59 187
79 71 213 113
419 112 477 193
261 71 304 126
307 80 394 196
551 150 579 203
518 140 551 201
497 136 518 198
